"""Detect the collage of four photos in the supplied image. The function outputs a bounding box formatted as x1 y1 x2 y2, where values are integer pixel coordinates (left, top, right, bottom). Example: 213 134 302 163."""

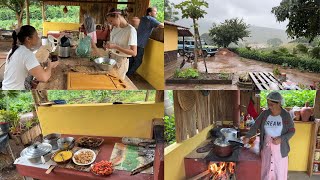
0 0 319 180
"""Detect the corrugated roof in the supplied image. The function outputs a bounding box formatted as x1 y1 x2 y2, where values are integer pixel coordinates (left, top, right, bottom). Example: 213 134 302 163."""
164 20 189 29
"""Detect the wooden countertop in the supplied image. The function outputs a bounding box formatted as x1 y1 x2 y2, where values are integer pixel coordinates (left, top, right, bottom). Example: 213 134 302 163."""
16 135 155 180
34 46 137 90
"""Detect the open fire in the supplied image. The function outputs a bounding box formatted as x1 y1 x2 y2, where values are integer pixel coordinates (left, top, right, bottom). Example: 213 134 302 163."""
209 162 236 180
189 162 236 180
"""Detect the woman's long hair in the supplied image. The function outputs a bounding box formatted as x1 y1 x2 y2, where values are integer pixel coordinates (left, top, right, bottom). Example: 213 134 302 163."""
8 25 36 61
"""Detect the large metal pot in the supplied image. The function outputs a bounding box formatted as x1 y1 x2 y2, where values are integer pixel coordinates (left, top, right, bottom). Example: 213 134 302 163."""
220 128 238 141
20 142 53 164
213 138 233 157
43 133 61 150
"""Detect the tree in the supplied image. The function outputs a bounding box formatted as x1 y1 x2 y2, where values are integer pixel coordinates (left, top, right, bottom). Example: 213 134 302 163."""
267 38 283 47
271 0 320 42
175 0 208 69
164 0 179 22
209 18 250 48
0 0 26 28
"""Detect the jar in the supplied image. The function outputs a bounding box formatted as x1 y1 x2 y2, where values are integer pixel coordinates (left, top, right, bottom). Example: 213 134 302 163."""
314 163 319 172
315 152 320 161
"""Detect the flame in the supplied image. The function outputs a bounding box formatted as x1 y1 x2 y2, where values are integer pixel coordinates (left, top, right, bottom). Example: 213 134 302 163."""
209 162 236 179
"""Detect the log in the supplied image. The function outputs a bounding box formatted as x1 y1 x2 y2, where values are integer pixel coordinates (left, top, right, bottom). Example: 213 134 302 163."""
188 169 211 180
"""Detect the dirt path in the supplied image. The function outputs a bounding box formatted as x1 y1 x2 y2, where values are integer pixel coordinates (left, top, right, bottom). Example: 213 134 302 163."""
166 54 320 90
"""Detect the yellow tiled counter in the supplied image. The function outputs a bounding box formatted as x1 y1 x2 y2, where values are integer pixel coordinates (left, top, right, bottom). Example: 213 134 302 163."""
37 102 164 138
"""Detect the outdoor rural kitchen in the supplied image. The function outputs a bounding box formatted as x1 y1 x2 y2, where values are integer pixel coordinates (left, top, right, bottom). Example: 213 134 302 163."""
164 90 320 180
0 90 164 180
0 0 164 90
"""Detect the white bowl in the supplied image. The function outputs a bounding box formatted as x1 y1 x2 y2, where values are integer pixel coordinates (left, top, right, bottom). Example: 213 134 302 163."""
72 149 96 166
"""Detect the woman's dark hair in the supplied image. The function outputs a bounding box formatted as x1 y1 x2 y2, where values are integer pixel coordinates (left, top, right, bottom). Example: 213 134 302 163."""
146 7 154 16
106 8 128 20
8 25 36 60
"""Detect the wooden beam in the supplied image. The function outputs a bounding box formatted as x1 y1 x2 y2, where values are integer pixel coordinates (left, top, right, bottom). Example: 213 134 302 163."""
155 90 164 103
41 2 46 22
42 0 135 5
314 90 320 118
26 0 30 25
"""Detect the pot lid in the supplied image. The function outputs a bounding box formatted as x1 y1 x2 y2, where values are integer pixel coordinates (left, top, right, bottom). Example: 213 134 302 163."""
20 142 52 158
214 138 230 147
220 128 237 134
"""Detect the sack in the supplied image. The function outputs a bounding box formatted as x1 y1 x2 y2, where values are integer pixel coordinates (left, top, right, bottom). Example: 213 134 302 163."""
76 36 91 57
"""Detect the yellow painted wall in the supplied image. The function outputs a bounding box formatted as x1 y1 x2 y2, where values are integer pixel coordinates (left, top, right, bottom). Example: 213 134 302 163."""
288 122 313 171
164 125 213 180
38 103 164 138
137 39 164 90
43 22 80 36
164 25 178 52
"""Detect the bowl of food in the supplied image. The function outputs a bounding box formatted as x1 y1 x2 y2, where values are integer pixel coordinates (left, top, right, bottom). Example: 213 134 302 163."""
91 160 113 176
93 57 116 71
72 149 96 166
57 137 75 150
52 150 73 164
77 137 104 149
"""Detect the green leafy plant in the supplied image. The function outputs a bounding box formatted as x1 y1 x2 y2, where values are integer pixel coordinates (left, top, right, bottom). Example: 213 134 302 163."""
310 47 320 59
24 120 34 130
273 66 281 76
218 72 230 80
260 90 316 108
296 44 308 53
174 68 200 79
232 48 320 73
282 63 289 68
164 115 176 145
0 110 21 134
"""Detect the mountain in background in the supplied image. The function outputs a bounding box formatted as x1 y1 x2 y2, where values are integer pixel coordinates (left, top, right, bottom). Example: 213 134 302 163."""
175 19 292 45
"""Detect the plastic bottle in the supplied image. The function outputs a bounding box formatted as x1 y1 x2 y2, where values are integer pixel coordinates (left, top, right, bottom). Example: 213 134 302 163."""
240 112 245 129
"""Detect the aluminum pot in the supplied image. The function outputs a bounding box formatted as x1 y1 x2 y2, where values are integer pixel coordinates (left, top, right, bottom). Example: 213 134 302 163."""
212 138 233 157
220 128 237 141
43 133 61 150
20 142 53 164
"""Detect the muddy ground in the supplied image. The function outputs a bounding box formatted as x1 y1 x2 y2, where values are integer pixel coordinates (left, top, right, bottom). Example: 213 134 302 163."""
165 52 320 90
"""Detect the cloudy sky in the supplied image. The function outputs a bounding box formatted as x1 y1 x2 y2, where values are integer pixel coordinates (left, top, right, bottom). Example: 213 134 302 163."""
170 0 288 33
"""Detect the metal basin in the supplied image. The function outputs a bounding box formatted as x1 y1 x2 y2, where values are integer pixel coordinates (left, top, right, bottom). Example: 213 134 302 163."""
57 137 75 150
94 57 116 71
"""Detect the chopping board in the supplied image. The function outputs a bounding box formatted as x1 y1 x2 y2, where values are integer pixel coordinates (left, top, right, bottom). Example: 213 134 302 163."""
67 72 127 90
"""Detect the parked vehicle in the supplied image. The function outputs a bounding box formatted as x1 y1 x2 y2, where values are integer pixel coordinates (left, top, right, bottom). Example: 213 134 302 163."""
178 39 218 57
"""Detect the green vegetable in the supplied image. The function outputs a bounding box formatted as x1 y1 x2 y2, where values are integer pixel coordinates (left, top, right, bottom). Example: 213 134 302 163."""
174 68 199 79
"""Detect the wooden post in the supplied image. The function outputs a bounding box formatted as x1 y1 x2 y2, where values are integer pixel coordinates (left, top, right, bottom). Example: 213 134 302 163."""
26 0 30 25
152 118 164 180
31 90 49 106
145 90 150 102
155 90 164 103
314 90 320 118
41 2 46 22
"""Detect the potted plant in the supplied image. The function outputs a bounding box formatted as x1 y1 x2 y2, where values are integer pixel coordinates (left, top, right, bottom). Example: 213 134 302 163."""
20 117 41 145
2 110 22 144
0 110 10 135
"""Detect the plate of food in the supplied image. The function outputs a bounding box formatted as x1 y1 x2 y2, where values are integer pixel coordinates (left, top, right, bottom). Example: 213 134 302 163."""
72 149 96 166
77 137 104 148
91 160 113 176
